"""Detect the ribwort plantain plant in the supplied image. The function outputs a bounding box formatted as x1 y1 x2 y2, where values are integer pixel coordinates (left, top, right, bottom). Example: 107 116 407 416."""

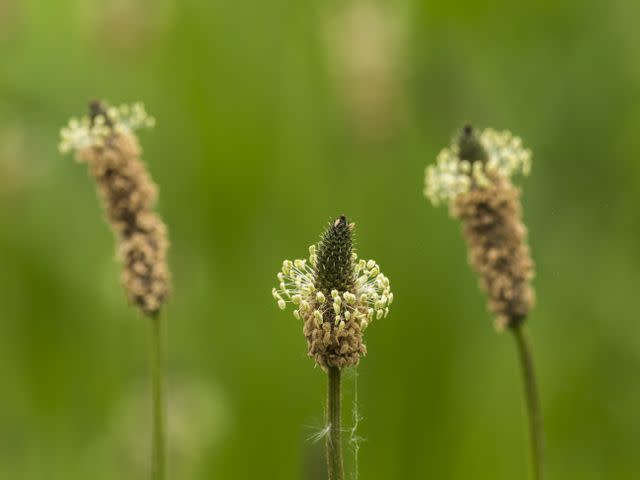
272 216 393 480
425 126 544 480
60 101 171 480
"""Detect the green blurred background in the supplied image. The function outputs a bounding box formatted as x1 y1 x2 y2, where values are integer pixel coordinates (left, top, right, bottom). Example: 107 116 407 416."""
1 0 639 478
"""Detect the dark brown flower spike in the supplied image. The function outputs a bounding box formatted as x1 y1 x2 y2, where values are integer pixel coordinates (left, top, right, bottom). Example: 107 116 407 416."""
60 101 170 317
425 126 534 329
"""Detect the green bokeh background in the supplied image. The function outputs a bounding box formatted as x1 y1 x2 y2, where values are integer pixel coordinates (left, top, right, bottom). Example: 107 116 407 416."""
1 0 639 478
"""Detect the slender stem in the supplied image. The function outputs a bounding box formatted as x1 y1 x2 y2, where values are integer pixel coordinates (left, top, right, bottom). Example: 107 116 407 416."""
327 367 344 480
512 324 544 480
150 314 166 480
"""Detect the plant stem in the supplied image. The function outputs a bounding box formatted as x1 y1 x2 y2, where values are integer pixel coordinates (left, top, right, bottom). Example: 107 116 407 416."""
150 314 166 480
512 324 544 480
327 366 344 480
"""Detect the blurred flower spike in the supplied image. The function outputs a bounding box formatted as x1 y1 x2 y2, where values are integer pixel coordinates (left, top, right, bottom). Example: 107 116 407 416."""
424 125 535 331
58 100 170 317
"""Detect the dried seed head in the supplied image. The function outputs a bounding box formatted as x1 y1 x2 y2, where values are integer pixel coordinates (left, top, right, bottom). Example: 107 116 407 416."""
272 216 393 370
59 100 170 317
453 175 535 330
425 126 535 330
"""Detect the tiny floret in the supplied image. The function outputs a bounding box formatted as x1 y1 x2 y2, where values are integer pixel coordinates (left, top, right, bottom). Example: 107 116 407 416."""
424 127 532 206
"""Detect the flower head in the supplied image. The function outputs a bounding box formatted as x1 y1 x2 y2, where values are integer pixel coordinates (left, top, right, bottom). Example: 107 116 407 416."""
273 216 393 369
424 125 532 206
425 126 535 331
59 101 155 154
60 100 170 317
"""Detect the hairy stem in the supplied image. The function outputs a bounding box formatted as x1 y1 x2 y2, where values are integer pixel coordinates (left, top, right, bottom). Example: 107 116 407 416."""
327 367 344 480
512 324 544 480
150 314 166 480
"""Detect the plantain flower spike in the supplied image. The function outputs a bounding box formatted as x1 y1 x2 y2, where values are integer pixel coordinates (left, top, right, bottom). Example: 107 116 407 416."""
59 100 170 317
425 125 535 331
272 216 393 369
